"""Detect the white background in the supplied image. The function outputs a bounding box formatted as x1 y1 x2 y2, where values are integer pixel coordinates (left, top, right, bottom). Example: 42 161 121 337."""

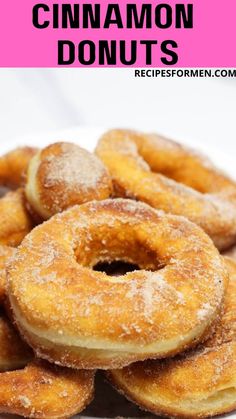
0 69 235 155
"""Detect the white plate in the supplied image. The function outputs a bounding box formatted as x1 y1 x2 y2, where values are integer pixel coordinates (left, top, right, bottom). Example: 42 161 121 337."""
1 126 236 419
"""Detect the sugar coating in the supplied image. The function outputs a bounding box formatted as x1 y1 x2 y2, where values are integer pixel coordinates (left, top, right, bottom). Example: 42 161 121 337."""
30 142 112 217
44 143 109 192
96 130 236 250
0 361 94 417
110 258 236 415
8 198 226 369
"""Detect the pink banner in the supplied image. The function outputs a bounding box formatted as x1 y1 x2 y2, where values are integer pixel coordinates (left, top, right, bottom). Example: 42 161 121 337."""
0 0 235 67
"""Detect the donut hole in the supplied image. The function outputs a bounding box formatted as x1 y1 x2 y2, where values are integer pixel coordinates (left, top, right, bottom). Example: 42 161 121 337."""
75 224 164 272
93 261 140 276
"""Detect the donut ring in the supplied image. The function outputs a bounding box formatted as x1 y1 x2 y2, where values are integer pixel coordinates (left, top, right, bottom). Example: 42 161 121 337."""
108 257 236 419
7 199 226 369
0 189 34 246
96 130 236 250
0 245 16 303
0 146 37 189
26 142 113 219
0 360 94 418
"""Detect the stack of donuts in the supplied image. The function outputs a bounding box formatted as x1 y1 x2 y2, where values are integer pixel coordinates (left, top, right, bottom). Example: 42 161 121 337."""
0 130 235 418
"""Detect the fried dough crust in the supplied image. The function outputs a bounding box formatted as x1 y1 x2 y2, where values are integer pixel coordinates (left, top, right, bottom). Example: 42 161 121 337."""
7 199 226 369
0 245 16 303
26 142 113 219
0 360 95 418
0 189 34 246
96 129 236 250
108 257 236 418
0 146 37 189
0 314 32 371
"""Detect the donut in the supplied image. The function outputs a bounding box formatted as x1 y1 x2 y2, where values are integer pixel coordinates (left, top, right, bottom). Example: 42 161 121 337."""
0 189 34 246
0 245 16 303
7 199 226 369
0 314 32 371
0 360 94 418
96 129 236 250
0 146 37 189
0 247 32 371
223 244 236 261
107 257 236 419
26 142 113 219
0 292 94 418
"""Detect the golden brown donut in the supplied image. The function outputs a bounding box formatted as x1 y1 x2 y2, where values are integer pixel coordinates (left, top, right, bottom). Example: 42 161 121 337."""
0 245 16 303
0 310 94 417
0 246 33 372
0 314 32 371
0 146 37 189
7 199 226 369
0 314 94 418
96 129 236 250
0 188 34 246
26 142 113 219
108 257 236 419
0 360 94 418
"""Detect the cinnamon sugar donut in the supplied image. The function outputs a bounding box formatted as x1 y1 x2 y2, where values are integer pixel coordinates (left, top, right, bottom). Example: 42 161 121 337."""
0 245 16 303
0 314 32 371
0 189 34 246
7 199 226 369
26 142 112 219
0 146 37 189
0 360 94 418
108 257 236 418
0 248 32 372
96 129 236 250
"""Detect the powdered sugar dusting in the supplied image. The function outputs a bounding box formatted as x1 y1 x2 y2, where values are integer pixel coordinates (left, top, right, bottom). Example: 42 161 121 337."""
197 303 213 321
18 395 31 408
44 142 109 191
